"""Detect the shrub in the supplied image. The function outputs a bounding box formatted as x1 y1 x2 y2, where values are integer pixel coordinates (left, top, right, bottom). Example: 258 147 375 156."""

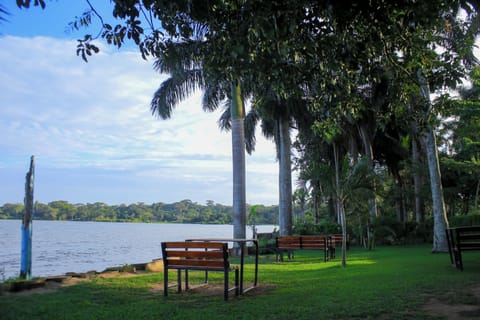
372 216 433 245
292 220 341 235
449 213 480 227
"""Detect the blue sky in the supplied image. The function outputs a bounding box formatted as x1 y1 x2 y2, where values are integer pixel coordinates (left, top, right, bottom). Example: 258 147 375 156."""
0 2 280 206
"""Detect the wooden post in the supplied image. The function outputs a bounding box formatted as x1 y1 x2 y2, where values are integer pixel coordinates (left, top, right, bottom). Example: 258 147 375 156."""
20 156 35 279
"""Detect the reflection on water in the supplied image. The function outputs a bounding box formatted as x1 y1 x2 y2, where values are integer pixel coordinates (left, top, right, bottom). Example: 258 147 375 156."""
0 220 276 279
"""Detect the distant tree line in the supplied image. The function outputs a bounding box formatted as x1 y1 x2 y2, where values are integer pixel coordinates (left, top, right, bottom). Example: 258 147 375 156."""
0 200 278 225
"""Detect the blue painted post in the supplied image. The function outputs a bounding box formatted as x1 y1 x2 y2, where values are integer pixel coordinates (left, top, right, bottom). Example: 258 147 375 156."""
20 156 35 280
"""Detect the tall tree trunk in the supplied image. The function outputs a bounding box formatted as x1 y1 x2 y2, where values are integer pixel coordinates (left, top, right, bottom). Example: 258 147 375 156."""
475 178 480 212
333 143 347 267
359 125 377 250
231 82 246 252
395 184 404 222
298 184 307 224
417 70 449 252
423 129 449 252
278 117 292 235
411 128 426 223
313 187 320 224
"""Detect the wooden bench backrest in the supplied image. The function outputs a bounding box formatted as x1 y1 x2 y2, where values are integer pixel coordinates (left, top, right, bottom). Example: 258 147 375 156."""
455 226 480 251
276 236 302 249
276 235 327 250
301 236 327 249
329 234 349 242
161 241 230 271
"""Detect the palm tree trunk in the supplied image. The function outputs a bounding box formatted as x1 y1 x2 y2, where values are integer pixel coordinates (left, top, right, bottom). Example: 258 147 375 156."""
278 117 292 236
231 81 246 252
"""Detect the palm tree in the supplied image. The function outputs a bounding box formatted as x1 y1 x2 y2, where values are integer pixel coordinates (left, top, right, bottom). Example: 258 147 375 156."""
230 91 307 236
150 36 248 243
230 80 247 243
257 104 294 236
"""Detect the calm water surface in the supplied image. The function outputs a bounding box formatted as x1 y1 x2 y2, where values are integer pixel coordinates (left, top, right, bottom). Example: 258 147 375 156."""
0 220 276 280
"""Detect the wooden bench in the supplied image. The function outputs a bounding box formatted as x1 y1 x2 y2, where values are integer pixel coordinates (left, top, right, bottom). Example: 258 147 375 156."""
328 234 350 258
161 241 239 300
275 235 329 262
446 226 480 271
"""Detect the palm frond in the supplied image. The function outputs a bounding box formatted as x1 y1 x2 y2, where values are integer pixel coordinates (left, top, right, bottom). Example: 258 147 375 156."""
153 39 204 74
191 23 209 40
0 4 10 23
245 109 261 154
151 70 204 119
464 11 480 68
260 117 276 140
341 157 376 198
202 82 226 112
218 102 232 131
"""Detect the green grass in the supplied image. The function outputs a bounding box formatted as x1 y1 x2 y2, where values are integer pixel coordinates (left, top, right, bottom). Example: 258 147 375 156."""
1 245 479 320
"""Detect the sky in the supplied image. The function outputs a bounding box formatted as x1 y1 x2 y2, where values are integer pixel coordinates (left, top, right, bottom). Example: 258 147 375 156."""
0 2 281 206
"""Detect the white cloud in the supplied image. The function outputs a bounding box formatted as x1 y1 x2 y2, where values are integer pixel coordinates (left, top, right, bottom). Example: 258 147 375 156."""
0 36 279 205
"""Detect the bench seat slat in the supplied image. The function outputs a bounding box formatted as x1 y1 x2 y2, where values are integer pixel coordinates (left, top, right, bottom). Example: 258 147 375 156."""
458 235 480 241
167 259 227 268
302 244 326 248
165 250 224 259
458 243 480 249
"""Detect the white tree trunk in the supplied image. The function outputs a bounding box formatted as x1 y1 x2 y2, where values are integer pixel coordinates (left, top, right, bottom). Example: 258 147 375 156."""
423 129 449 252
359 125 377 250
417 70 449 252
411 127 425 223
333 143 347 267
278 117 292 236
231 82 246 252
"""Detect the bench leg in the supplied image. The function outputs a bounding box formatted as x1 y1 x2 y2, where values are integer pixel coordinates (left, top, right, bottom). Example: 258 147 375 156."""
454 249 464 271
275 248 283 262
330 246 336 259
224 270 229 301
223 269 240 300
446 228 454 265
177 269 182 292
164 268 168 297
276 249 294 262
235 268 239 296
288 250 294 260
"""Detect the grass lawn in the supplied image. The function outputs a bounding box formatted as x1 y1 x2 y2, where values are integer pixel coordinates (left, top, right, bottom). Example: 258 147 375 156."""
1 245 479 319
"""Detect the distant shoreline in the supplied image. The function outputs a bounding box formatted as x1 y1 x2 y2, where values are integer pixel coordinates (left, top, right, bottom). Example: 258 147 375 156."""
0 200 279 225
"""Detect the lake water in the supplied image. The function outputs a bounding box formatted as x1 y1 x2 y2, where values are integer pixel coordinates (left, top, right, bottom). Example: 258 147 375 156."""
0 220 276 280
